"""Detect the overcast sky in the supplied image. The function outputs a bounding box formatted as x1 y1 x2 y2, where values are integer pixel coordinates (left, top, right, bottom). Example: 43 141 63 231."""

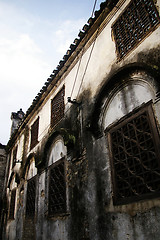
0 0 103 145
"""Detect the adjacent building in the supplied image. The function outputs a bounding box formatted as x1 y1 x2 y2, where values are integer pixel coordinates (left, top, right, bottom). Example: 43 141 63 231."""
2 0 160 239
0 144 7 239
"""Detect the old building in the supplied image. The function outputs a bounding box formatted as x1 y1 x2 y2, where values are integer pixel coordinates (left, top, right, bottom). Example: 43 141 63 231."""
0 143 7 239
2 0 160 239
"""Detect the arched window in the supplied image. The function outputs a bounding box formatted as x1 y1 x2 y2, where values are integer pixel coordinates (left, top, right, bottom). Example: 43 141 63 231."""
103 77 160 205
48 136 67 217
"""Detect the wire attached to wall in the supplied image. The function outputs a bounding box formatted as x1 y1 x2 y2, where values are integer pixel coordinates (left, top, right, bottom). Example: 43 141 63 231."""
77 8 106 99
77 29 98 99
69 0 99 102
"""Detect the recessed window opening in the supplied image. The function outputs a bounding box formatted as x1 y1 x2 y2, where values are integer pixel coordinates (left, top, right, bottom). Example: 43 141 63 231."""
30 117 39 150
26 176 36 217
107 103 160 205
112 0 160 59
9 188 16 219
51 86 65 128
48 158 66 216
12 146 18 168
48 136 67 217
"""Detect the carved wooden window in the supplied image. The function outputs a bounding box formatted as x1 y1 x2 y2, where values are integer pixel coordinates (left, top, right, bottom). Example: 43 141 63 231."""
112 0 160 59
30 117 39 150
51 86 65 128
48 158 66 216
9 188 16 219
12 146 18 168
107 103 160 205
26 177 36 217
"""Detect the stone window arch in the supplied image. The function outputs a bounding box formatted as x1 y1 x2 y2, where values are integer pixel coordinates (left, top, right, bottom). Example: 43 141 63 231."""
102 79 156 130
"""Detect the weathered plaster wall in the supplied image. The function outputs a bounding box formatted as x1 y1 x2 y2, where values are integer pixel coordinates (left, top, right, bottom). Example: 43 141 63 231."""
3 0 160 239
82 73 160 239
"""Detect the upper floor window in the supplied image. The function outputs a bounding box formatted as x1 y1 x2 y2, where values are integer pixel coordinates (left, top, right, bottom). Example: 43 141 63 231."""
107 102 160 205
30 117 39 150
51 86 65 128
12 146 18 168
9 188 16 219
112 0 160 60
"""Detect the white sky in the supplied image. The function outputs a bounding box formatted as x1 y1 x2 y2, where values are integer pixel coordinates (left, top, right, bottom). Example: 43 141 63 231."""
0 0 103 145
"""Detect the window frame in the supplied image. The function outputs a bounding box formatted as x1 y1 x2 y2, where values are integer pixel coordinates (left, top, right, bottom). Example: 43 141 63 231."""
112 0 160 60
9 188 16 220
30 117 39 150
48 157 67 217
50 86 65 129
26 176 36 218
12 146 18 168
106 102 160 205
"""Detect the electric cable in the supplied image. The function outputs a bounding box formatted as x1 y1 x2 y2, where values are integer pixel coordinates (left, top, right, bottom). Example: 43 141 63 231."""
77 9 105 98
69 0 98 100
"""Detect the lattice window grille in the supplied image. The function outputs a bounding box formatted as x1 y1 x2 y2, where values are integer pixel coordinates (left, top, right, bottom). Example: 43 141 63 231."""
9 189 16 219
26 177 36 217
112 0 160 59
48 159 66 216
107 103 160 205
30 117 39 150
51 86 65 128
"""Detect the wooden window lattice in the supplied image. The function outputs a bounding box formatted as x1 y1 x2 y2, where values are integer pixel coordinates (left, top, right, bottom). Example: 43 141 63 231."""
26 177 36 217
112 0 160 59
9 189 16 219
51 86 65 128
30 117 39 150
108 103 160 205
48 159 66 216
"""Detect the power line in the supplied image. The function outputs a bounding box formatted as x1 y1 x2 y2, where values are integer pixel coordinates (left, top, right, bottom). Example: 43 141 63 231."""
91 0 98 18
77 10 105 98
69 0 98 100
